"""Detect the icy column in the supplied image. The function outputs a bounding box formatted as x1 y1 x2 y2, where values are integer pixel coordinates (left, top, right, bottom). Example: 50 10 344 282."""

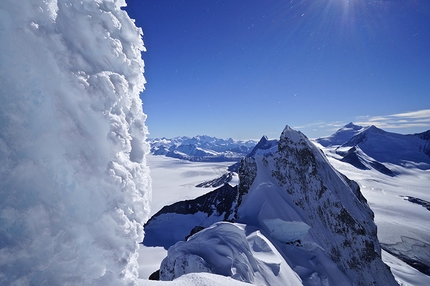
0 0 150 284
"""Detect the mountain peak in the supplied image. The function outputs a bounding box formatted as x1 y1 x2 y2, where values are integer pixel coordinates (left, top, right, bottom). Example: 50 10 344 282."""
363 125 385 134
246 135 278 158
316 123 365 147
344 122 362 129
280 125 304 144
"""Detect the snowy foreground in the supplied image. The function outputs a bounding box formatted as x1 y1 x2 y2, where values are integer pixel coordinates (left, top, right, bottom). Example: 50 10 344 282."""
140 153 430 285
0 0 150 284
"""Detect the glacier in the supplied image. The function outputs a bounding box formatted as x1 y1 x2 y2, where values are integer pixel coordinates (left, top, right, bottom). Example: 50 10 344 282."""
0 0 150 284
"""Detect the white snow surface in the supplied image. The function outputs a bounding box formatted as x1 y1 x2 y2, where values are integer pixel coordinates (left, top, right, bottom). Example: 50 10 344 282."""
159 222 302 285
0 0 151 284
141 150 430 285
141 125 430 285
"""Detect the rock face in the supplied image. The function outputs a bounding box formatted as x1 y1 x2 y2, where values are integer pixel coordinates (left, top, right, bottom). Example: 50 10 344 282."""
195 172 235 188
143 183 239 249
236 126 397 285
146 126 398 285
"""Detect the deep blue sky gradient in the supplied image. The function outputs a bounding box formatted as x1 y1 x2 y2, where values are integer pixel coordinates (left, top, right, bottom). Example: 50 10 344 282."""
125 0 430 139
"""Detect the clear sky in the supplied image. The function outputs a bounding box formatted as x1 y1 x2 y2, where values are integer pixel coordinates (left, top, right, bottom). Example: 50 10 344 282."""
124 0 430 140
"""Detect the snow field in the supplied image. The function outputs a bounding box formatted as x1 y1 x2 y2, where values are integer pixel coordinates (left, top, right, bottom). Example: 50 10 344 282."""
141 153 430 285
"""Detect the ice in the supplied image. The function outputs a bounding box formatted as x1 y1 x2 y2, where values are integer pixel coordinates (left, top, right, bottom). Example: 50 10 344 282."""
263 219 310 244
158 222 302 286
0 0 150 284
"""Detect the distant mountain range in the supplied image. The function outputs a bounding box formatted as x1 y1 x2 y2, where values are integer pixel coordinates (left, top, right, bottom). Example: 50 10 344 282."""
149 124 430 183
150 124 430 172
148 135 257 162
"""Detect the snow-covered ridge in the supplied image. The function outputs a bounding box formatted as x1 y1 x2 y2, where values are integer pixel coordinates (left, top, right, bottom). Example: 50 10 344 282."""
316 123 430 171
149 135 258 162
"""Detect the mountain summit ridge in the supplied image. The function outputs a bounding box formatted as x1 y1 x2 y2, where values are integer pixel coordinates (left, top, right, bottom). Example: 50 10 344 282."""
317 123 430 170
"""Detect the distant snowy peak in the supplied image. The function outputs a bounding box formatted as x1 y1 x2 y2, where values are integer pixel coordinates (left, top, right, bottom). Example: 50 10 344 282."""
341 124 387 147
316 122 365 147
149 135 257 162
246 135 278 157
226 135 278 174
318 123 430 170
340 125 430 169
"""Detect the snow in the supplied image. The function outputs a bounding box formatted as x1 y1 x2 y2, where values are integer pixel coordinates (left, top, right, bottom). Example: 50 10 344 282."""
382 250 430 286
0 0 150 284
2 0 428 284
158 222 302 286
263 219 310 244
146 155 233 217
142 135 430 285
141 272 252 286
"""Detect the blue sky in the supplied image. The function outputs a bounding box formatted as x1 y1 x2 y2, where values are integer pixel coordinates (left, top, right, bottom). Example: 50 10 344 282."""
124 0 430 139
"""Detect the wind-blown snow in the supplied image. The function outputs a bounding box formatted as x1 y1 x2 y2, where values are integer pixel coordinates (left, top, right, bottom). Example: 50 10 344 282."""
159 222 302 286
0 0 150 284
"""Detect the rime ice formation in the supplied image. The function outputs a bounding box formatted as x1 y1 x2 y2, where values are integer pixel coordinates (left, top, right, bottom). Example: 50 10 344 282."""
0 0 150 284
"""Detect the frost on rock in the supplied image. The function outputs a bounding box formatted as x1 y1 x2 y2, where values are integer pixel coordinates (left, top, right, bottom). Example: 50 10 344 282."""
0 0 150 285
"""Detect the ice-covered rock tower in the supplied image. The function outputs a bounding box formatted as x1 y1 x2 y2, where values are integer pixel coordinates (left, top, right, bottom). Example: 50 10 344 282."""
0 0 150 284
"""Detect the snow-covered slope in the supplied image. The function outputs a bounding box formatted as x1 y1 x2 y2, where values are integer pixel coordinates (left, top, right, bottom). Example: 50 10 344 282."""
341 126 430 169
144 126 397 285
149 136 257 162
316 122 366 147
337 145 395 176
160 222 303 286
0 0 150 284
318 124 430 171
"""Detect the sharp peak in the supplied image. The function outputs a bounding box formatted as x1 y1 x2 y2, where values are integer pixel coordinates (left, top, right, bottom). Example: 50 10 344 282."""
363 125 385 132
258 135 269 141
343 122 363 129
280 125 306 143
